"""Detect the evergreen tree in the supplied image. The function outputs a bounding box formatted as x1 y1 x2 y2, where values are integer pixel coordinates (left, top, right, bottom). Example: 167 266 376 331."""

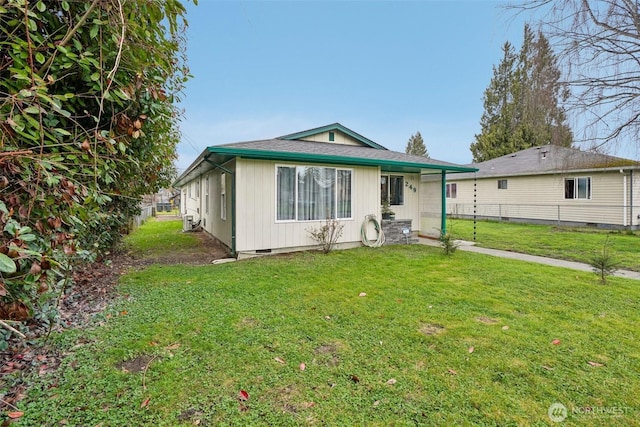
470 42 518 162
470 25 572 162
405 131 429 157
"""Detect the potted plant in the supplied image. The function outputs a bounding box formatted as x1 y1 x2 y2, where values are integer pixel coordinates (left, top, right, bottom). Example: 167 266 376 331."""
381 201 395 220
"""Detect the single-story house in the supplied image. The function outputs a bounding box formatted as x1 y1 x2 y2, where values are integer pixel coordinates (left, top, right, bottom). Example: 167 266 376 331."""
173 123 476 257
435 145 640 229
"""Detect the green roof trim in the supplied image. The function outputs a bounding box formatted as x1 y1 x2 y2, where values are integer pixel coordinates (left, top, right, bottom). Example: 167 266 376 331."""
206 146 477 174
279 123 388 150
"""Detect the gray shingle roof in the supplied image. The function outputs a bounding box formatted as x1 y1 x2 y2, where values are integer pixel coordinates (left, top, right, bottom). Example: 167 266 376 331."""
218 138 464 169
452 145 640 180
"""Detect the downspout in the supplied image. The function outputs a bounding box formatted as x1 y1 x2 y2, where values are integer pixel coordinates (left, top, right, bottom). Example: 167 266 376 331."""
204 153 237 258
441 170 447 234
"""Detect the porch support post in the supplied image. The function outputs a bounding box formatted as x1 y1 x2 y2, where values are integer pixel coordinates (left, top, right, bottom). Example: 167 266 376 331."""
441 170 447 234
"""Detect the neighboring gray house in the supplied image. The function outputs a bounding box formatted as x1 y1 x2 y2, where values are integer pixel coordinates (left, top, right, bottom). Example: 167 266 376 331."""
435 145 640 229
174 123 476 258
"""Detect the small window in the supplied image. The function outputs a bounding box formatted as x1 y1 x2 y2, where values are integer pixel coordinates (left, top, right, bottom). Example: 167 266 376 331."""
446 183 457 198
195 178 200 198
220 173 227 220
329 131 335 142
565 177 591 200
498 179 508 189
205 176 210 214
381 175 404 205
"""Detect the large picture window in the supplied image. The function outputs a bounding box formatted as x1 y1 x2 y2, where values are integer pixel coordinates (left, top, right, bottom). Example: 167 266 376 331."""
277 166 352 221
565 177 591 199
381 175 404 205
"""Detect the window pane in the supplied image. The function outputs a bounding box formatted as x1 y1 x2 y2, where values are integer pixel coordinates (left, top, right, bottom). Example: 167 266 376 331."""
380 176 389 204
277 167 295 220
337 170 352 219
451 183 457 198
577 177 590 199
390 175 404 205
565 179 575 199
297 167 335 220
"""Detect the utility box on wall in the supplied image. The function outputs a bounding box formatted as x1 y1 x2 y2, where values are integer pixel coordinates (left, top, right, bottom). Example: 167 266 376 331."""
183 215 193 232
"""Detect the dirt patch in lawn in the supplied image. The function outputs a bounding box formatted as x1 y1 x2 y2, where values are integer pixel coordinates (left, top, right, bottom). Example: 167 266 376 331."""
117 354 157 373
475 316 499 325
419 323 445 336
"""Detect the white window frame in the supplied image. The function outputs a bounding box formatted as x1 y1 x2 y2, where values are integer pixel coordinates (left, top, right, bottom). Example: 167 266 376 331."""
446 183 457 199
220 173 227 220
564 177 591 200
204 176 210 214
381 175 404 206
275 165 353 223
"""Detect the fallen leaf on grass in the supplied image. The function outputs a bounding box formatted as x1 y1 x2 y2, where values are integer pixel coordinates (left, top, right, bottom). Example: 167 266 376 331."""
373 400 381 407
302 402 315 408
359 292 367 297
299 363 306 371
274 357 285 364
350 374 360 383
140 398 150 408
468 346 475 354
542 365 554 371
166 343 181 350
552 339 561 345
587 361 604 367
501 325 509 330
7 411 24 419
447 369 457 375
238 390 249 401
386 378 397 385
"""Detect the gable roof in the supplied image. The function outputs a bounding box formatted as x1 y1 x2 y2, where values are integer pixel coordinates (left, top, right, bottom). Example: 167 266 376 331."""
451 145 640 180
279 123 388 150
174 124 477 187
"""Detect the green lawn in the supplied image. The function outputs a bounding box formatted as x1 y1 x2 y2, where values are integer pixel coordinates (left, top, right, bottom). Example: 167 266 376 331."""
17 220 640 426
450 219 640 272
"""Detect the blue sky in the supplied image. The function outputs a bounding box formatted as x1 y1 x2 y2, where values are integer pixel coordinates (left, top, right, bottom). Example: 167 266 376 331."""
176 1 529 172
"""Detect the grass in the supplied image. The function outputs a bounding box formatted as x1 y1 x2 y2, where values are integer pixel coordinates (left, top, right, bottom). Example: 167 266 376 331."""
126 217 200 256
15 220 640 425
449 219 640 272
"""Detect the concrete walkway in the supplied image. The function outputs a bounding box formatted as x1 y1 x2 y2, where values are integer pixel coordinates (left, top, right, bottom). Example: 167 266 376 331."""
418 237 640 281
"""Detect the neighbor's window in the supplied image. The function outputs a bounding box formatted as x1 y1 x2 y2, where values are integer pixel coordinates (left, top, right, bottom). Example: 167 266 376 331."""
195 178 200 198
565 177 591 199
220 173 227 220
276 166 352 221
498 179 508 189
381 175 404 205
446 183 457 198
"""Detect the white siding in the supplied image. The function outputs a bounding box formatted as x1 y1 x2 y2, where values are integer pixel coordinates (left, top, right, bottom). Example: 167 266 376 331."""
298 131 364 146
420 175 444 236
235 159 381 253
444 171 635 227
632 170 640 227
